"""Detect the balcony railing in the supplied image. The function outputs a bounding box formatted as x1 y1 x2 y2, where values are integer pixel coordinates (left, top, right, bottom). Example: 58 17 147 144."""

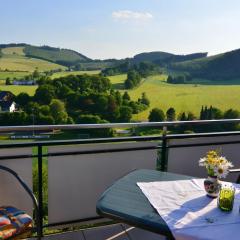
1 119 240 239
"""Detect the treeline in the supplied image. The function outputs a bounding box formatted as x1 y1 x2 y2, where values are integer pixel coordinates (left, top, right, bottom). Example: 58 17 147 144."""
148 105 240 132
0 74 150 135
167 74 192 84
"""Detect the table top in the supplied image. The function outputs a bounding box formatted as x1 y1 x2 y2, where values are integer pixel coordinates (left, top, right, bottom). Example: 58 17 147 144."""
96 169 193 239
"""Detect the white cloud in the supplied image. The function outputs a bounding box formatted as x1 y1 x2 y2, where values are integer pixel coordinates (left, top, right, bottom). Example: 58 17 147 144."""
112 10 153 22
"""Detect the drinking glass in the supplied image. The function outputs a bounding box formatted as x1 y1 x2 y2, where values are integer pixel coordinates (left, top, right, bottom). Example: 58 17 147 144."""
218 185 235 211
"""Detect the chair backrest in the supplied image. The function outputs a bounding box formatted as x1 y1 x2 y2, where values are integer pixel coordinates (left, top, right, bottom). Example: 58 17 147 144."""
167 135 240 182
0 147 33 215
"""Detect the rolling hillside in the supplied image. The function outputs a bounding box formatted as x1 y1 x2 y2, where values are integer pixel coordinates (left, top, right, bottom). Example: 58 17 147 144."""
0 44 115 70
0 45 67 72
171 49 240 80
24 45 91 66
132 51 208 65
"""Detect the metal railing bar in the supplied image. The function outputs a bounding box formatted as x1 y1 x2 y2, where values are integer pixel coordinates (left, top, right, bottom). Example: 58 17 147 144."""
168 140 240 148
1 130 240 150
166 131 240 140
0 119 240 132
0 135 162 149
0 146 161 161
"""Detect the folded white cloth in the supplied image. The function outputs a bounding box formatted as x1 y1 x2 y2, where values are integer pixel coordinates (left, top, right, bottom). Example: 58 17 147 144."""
137 179 240 240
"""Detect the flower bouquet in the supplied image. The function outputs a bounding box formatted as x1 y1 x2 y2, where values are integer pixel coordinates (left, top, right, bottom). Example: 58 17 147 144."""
199 150 233 197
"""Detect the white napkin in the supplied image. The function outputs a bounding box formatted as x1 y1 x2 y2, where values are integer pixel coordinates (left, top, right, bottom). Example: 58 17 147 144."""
137 179 240 240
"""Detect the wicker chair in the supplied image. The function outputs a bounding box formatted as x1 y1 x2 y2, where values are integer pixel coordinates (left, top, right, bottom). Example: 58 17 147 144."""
0 165 41 240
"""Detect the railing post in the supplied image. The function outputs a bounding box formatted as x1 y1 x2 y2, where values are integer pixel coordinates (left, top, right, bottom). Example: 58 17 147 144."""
37 145 43 238
160 126 168 171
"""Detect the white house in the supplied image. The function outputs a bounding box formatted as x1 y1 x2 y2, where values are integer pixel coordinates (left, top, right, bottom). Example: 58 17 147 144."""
0 101 16 112
0 91 16 112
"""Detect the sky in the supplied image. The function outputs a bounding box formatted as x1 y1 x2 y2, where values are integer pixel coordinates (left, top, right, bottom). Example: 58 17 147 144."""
1 0 240 59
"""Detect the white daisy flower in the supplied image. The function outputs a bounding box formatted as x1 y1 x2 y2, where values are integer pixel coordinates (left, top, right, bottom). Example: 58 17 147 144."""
199 157 207 166
214 165 229 178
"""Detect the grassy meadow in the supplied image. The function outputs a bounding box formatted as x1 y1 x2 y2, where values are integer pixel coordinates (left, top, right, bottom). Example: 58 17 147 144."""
0 71 28 81
0 47 66 72
109 74 240 121
0 85 37 96
0 55 66 72
108 74 127 89
2 47 25 55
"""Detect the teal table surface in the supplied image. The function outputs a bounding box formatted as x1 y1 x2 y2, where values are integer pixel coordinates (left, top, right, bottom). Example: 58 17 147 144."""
96 169 193 239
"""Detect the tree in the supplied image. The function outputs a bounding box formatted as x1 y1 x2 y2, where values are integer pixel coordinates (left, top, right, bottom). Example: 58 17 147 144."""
122 91 131 101
34 84 55 105
119 106 132 122
32 68 40 79
166 107 176 121
200 106 204 120
106 95 120 122
124 70 141 89
115 91 122 105
148 108 165 122
224 109 240 119
223 109 240 130
50 99 68 124
178 112 187 121
5 78 11 85
140 92 150 106
16 92 31 107
187 112 196 121
211 107 223 119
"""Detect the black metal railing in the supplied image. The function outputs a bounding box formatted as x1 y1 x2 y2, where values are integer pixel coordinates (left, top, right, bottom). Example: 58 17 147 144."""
0 119 240 238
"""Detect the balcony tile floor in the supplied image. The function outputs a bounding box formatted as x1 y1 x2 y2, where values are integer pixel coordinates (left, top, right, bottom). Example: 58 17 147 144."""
29 224 166 240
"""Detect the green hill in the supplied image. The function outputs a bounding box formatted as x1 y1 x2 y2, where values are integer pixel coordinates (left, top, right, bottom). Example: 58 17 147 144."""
171 49 240 80
0 46 66 72
0 44 115 70
24 45 91 66
132 51 208 65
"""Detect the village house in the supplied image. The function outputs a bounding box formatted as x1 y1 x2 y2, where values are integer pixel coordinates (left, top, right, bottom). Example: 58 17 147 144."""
0 91 16 112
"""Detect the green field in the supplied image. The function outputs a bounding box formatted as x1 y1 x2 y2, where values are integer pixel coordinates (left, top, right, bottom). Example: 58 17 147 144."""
50 70 101 79
0 71 28 81
0 85 37 96
109 74 240 121
0 47 67 72
108 74 127 89
2 47 25 55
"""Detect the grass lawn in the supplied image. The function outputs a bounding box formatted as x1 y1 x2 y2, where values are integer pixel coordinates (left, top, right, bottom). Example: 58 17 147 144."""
50 70 101 79
109 74 240 121
0 85 37 96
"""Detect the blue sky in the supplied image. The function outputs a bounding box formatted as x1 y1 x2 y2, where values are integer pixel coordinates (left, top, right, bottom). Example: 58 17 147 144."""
1 0 240 59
